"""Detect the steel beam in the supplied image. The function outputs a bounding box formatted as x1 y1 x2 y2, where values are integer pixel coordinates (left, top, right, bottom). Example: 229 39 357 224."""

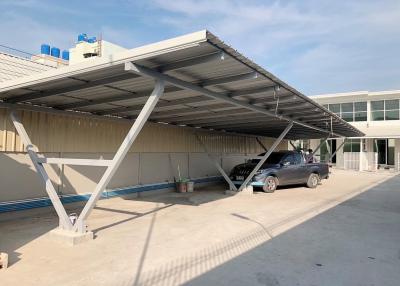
328 139 346 163
195 133 237 191
5 73 140 103
255 137 268 151
237 122 293 192
311 137 329 158
125 62 337 137
97 95 210 116
159 52 224 72
36 157 113 166
55 72 259 111
289 140 297 150
53 86 181 110
73 80 165 232
9 111 73 230
200 72 258 86
5 52 225 105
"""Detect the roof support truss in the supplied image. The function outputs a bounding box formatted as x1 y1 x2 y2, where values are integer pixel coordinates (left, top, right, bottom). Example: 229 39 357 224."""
124 62 336 137
9 80 165 236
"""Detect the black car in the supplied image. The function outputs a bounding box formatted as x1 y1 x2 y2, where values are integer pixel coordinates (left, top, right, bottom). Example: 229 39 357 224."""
229 151 329 192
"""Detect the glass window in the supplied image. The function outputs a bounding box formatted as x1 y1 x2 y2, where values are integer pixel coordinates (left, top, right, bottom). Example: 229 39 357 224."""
344 139 360 152
354 102 367 112
371 100 384 111
372 111 384 121
341 103 353 113
282 154 295 165
354 112 367 122
341 112 354 122
385 110 399 120
385 99 399 110
329 104 340 114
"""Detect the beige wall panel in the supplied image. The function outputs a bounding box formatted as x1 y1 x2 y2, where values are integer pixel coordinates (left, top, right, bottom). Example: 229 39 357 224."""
61 153 110 195
188 153 220 178
0 152 60 201
108 153 140 189
169 153 189 181
221 154 249 173
139 153 172 184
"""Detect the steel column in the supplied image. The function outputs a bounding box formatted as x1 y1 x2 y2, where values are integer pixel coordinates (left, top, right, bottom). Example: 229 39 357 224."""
311 137 329 157
325 140 332 163
328 139 346 163
195 133 238 191
9 111 73 230
73 80 165 232
255 137 268 152
238 122 293 192
289 140 297 150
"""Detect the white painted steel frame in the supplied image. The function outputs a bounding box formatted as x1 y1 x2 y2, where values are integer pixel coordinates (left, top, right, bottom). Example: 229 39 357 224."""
255 137 268 152
124 62 341 137
237 122 293 192
328 139 346 163
194 133 238 191
36 158 113 166
10 80 165 234
10 111 73 230
73 80 165 232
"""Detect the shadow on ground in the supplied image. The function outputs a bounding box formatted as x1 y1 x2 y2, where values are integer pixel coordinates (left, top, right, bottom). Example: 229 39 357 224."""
129 175 400 286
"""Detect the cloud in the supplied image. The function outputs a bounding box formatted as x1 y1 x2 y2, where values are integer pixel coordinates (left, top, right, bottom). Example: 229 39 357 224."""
0 0 399 94
147 0 400 94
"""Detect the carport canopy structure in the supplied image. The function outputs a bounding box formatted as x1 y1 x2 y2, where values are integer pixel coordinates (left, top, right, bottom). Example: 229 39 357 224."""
0 30 363 237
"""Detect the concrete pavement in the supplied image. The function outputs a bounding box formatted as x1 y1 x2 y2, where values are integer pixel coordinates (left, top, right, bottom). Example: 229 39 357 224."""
0 169 399 285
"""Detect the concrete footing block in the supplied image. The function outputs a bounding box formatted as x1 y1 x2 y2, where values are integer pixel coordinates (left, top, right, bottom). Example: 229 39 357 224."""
0 252 8 269
48 228 94 246
225 185 254 195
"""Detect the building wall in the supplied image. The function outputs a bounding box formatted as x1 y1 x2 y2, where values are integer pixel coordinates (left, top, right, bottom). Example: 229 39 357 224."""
310 90 400 171
0 109 288 203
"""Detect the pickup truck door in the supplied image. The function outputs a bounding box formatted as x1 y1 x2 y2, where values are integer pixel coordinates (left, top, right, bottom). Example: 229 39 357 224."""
293 153 310 184
277 154 304 185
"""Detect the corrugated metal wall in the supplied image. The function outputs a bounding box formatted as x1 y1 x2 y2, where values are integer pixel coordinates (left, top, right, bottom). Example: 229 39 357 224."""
0 109 287 154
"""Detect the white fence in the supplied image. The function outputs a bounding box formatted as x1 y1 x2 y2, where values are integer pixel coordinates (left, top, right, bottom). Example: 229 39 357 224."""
344 152 377 171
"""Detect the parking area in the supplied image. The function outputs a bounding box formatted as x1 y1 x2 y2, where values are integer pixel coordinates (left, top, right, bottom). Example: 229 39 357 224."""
1 169 399 285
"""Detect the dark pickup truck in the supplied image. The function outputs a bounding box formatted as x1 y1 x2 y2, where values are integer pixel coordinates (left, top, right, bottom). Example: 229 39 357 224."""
229 151 329 192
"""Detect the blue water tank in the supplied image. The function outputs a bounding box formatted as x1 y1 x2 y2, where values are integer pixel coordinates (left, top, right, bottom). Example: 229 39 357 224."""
87 37 97 43
78 33 88 42
51 47 60 58
41 44 51 55
62 50 69 61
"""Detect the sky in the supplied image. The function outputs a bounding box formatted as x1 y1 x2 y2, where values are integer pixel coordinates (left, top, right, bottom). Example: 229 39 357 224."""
1 0 399 95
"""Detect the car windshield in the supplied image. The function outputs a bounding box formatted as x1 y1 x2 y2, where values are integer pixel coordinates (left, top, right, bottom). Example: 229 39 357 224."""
250 152 286 164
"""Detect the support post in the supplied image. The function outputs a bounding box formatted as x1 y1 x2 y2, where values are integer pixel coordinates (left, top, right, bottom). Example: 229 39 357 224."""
289 140 297 150
73 80 165 232
328 139 345 163
325 140 332 163
10 111 73 230
195 133 237 191
238 122 293 192
311 136 329 160
255 137 268 152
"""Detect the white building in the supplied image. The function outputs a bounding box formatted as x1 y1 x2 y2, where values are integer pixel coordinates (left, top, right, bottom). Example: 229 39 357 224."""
310 90 400 171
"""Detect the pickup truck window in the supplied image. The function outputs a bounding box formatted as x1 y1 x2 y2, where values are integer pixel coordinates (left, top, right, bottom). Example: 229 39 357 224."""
293 153 304 164
250 152 285 164
282 153 303 165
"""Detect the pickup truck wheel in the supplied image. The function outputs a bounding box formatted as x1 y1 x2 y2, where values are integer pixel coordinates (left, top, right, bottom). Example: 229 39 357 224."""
307 173 319 188
263 176 277 193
